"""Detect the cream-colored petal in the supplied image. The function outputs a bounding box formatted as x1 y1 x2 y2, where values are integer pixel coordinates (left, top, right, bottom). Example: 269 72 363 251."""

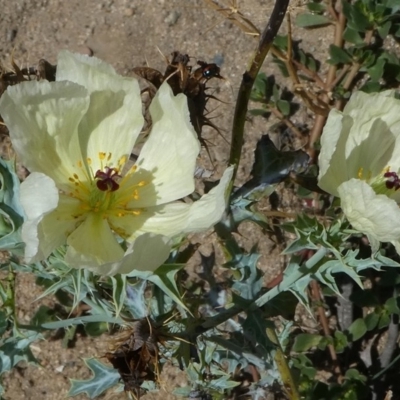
319 90 400 197
22 178 87 263
57 50 138 94
66 213 125 267
338 179 400 243
21 219 45 263
20 173 59 262
35 193 89 261
390 190 400 205
77 88 144 172
344 91 400 139
113 233 171 275
343 91 400 165
183 165 234 233
67 232 171 276
318 110 351 196
129 202 191 238
0 81 89 185
347 118 397 178
55 51 144 171
318 109 344 178
119 168 158 209
20 173 59 220
132 166 234 238
135 82 200 206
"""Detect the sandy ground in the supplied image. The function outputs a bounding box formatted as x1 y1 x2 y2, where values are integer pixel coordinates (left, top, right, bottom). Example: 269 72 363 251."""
0 0 327 398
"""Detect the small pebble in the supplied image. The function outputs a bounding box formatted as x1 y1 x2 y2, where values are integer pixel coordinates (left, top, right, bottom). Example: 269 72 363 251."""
164 10 180 26
124 7 135 17
6 28 17 42
213 54 224 66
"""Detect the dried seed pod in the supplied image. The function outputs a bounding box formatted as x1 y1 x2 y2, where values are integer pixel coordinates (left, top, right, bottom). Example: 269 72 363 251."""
105 318 165 399
131 51 225 149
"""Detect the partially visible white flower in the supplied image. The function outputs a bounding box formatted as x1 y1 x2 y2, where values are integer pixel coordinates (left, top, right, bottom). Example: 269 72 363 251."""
0 50 233 275
318 90 400 252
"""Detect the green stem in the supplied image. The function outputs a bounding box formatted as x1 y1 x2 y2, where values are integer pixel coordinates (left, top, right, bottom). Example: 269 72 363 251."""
266 327 301 400
190 247 328 336
228 0 290 185
254 247 328 308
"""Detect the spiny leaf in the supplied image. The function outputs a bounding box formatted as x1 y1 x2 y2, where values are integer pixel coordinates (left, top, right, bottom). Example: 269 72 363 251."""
68 358 120 398
42 314 123 329
0 330 42 374
243 311 275 353
231 251 263 300
132 264 190 313
149 264 189 312
0 158 24 216
209 375 240 391
0 158 24 252
208 335 264 370
111 274 126 318
125 280 147 319
0 311 7 336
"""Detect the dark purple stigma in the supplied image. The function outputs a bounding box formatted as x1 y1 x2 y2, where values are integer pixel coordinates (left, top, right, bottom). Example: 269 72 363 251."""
95 167 121 192
384 171 400 191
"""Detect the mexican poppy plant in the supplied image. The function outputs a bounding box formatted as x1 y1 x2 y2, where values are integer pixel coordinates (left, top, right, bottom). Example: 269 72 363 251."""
0 51 233 275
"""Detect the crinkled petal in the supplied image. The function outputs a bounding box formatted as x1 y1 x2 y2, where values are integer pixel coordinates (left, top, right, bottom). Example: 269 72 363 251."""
119 233 171 275
35 195 85 262
57 50 137 94
106 233 171 275
56 51 144 172
78 87 144 172
67 233 171 276
344 91 400 139
127 202 191 238
183 165 234 233
338 179 400 244
343 91 400 171
135 82 200 206
65 213 124 267
131 166 234 238
319 90 400 196
20 173 59 262
347 118 397 178
318 110 351 196
0 80 89 185
118 168 157 211
318 109 344 178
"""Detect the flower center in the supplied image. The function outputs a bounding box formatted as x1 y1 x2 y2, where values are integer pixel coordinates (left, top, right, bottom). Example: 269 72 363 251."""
65 152 150 237
358 166 400 196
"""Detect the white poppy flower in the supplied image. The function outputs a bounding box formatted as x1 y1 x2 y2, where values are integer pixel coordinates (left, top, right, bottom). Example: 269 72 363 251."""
0 50 233 275
318 90 400 252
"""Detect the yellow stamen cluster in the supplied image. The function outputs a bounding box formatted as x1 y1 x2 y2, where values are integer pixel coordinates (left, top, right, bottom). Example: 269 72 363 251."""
63 152 150 239
357 167 372 181
358 165 400 196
